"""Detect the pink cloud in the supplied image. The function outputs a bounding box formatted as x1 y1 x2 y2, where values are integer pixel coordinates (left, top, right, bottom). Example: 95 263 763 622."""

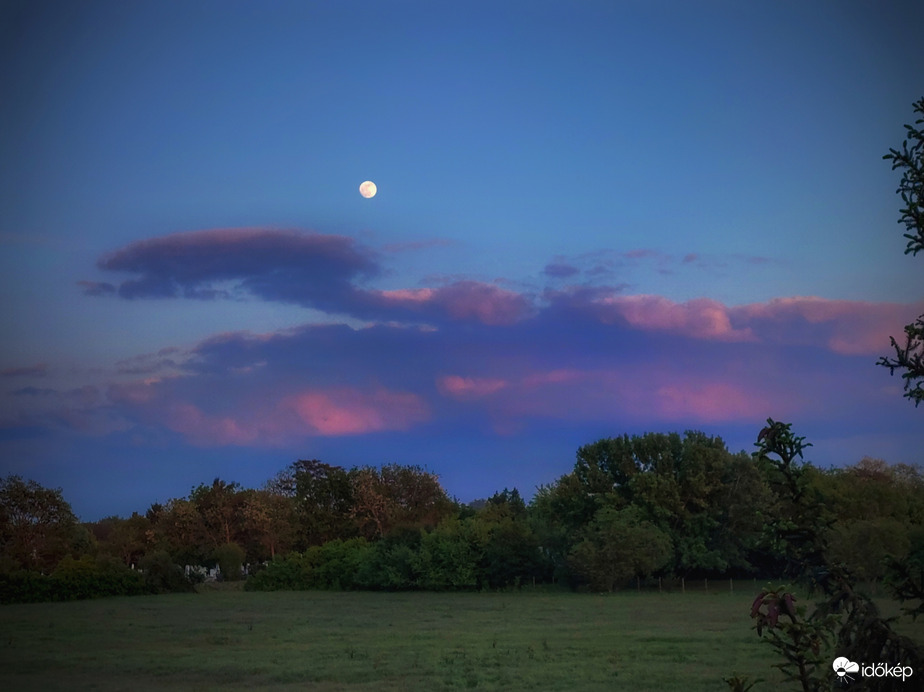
654 382 771 422
437 375 509 400
109 375 430 445
521 369 584 387
377 288 435 303
372 281 532 325
546 288 921 354
731 297 924 355
439 365 789 428
285 388 429 436
165 402 262 446
623 249 663 260
594 295 755 342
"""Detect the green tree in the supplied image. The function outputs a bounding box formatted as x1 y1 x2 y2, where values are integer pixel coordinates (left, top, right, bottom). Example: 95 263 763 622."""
91 513 152 567
291 459 356 547
574 431 755 576
473 489 546 589
190 478 247 549
155 497 208 565
879 97 924 405
0 475 80 572
241 487 296 560
568 505 672 592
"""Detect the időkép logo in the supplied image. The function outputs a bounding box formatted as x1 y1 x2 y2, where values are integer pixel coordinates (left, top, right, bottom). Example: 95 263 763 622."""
833 656 914 685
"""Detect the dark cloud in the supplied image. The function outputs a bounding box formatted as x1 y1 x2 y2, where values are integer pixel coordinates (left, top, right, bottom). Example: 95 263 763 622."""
542 262 580 278
1 363 48 378
77 280 116 296
96 228 379 308
12 387 56 396
381 238 454 253
88 228 533 326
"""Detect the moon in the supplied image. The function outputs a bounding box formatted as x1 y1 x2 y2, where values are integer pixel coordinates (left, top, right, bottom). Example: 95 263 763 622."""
359 180 377 198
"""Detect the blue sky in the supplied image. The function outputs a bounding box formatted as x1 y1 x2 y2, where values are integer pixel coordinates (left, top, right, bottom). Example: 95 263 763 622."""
1 0 923 520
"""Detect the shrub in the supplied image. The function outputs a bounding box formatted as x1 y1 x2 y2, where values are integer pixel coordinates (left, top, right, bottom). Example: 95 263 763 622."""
0 570 54 604
245 539 372 591
0 556 147 603
139 550 196 593
212 542 246 582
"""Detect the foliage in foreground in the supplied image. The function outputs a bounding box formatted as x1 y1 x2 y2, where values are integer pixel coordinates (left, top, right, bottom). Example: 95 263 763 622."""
879 96 924 405
737 420 923 692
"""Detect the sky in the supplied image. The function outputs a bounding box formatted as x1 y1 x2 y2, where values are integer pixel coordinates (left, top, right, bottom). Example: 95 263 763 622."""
1 0 923 521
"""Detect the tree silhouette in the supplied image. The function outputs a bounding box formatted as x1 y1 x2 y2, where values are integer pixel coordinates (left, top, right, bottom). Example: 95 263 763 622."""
879 97 924 405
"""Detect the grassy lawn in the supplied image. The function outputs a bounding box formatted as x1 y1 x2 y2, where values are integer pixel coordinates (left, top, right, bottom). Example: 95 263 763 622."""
1 586 918 691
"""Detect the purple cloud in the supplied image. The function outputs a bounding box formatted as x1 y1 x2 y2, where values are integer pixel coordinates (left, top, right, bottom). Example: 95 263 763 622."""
86 228 533 326
8 283 920 450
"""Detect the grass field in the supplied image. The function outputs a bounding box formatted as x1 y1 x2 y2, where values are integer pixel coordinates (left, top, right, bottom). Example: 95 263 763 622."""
1 586 919 691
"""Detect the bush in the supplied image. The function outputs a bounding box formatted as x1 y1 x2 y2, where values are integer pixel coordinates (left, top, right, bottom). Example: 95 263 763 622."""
245 539 372 591
0 570 54 604
0 556 147 603
53 555 147 600
212 542 246 582
415 520 481 591
310 538 371 590
356 530 422 590
245 552 313 591
139 550 196 593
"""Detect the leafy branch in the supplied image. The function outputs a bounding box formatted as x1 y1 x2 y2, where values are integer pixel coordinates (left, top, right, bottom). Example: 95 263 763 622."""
732 420 923 691
882 97 924 257
879 97 924 406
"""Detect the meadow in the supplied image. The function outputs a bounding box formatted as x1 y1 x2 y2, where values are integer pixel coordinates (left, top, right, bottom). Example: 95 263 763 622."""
0 585 860 692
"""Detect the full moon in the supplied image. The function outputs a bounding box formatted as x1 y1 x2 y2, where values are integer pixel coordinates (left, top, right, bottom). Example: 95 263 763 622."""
359 180 377 198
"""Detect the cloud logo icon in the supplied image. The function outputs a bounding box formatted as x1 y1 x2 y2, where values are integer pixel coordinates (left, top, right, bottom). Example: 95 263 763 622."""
833 657 860 681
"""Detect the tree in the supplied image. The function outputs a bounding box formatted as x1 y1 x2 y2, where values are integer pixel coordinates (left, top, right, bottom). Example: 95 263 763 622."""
189 478 247 549
91 513 152 567
574 431 754 576
241 487 296 560
879 97 924 405
155 497 208 565
375 463 454 531
0 475 79 572
741 420 922 692
290 459 355 546
472 489 546 589
349 466 394 540
568 505 672 592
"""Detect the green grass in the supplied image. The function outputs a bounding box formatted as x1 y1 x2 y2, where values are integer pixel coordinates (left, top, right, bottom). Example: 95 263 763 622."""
1 587 918 691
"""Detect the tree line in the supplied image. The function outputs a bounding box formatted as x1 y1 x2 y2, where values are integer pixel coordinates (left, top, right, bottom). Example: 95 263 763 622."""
2 428 922 602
